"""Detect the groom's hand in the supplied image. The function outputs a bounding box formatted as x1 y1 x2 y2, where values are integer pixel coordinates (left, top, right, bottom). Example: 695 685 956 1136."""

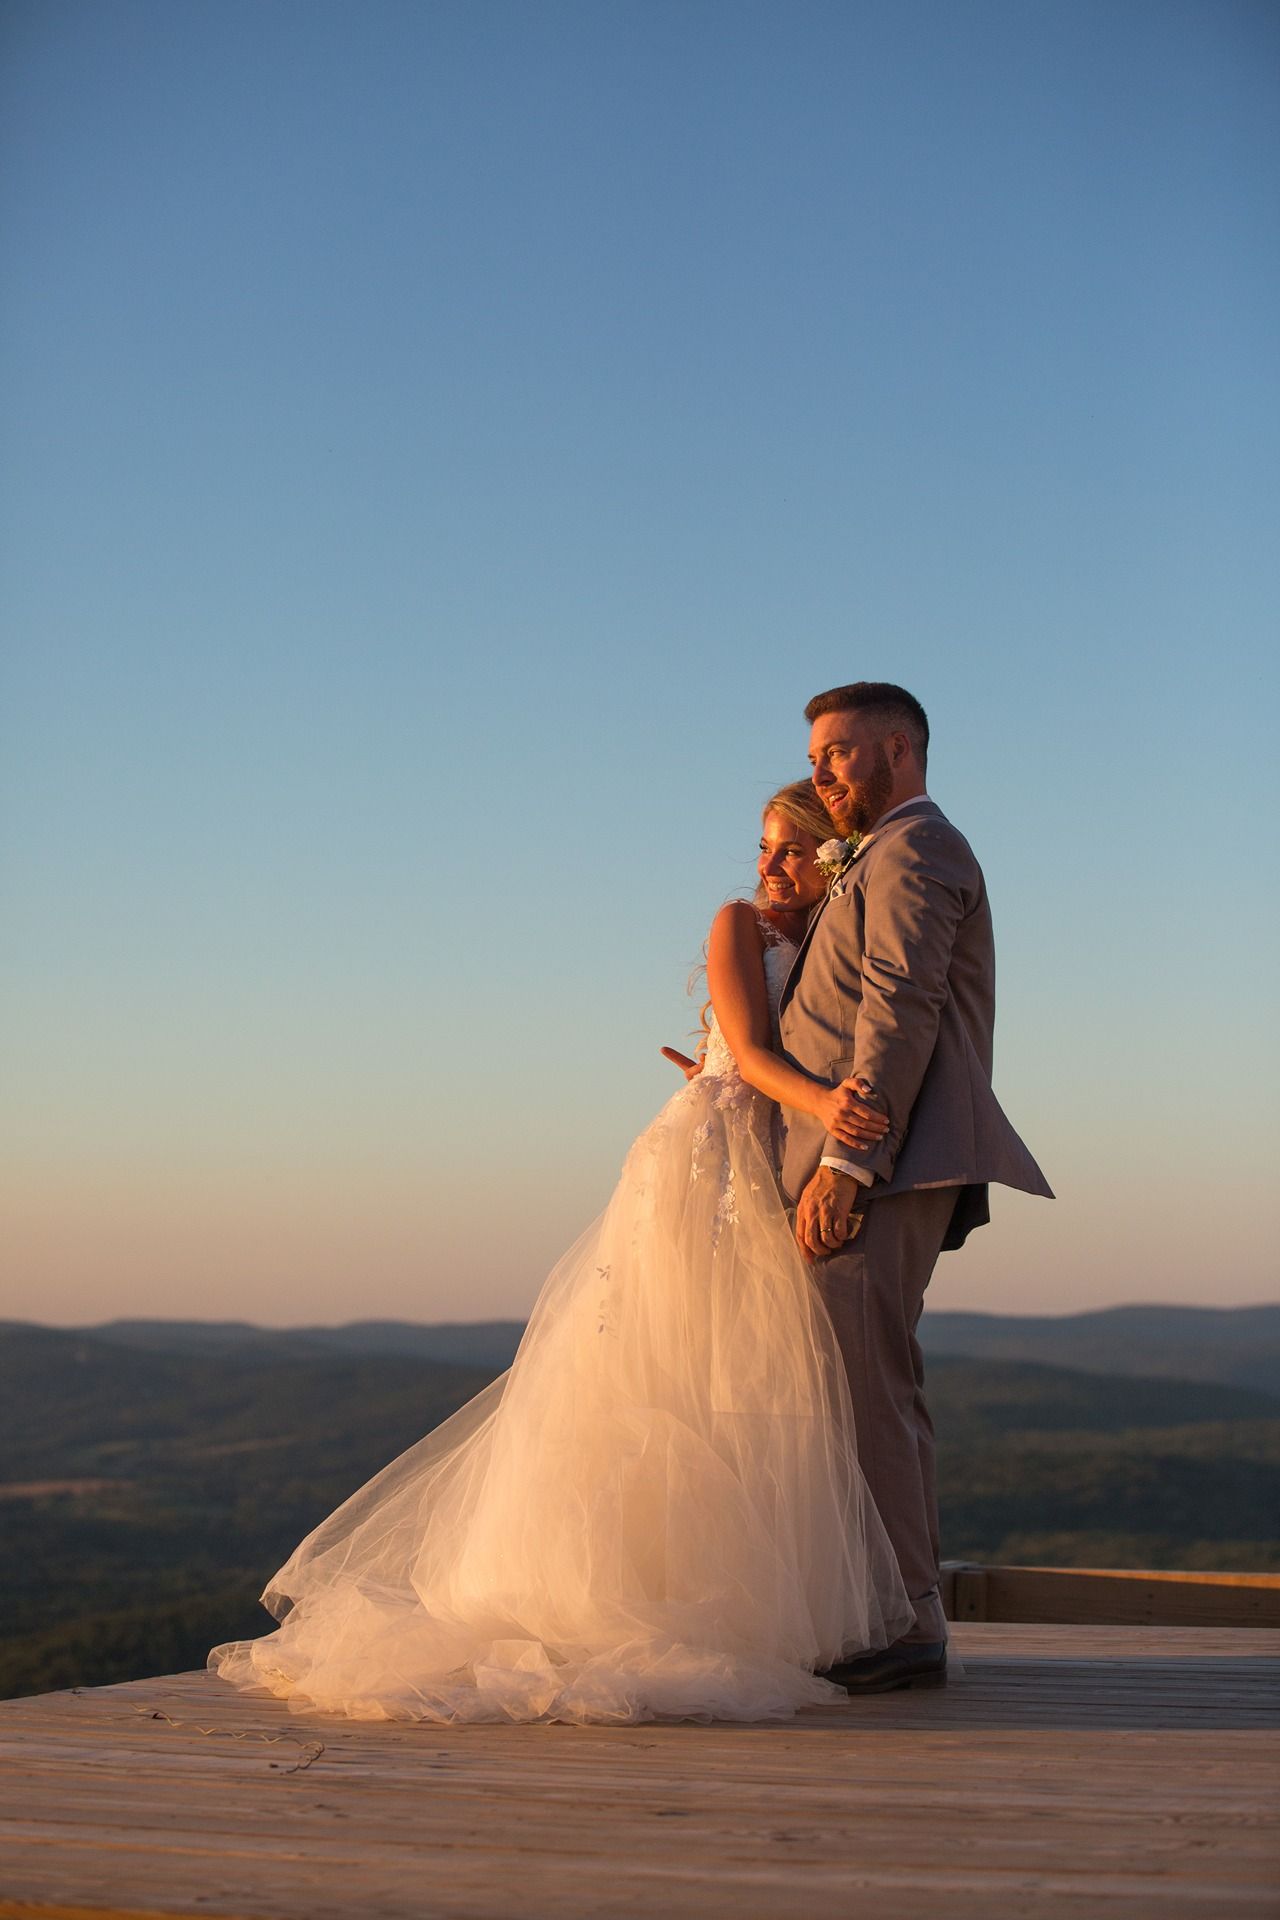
796 1167 864 1261
660 1046 703 1082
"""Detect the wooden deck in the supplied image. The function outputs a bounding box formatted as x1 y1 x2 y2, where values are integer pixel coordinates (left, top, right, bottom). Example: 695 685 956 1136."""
1 1624 1278 1919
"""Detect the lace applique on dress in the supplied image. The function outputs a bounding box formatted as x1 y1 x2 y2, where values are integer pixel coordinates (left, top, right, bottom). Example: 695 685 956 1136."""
690 918 798 1218
699 917 797 1081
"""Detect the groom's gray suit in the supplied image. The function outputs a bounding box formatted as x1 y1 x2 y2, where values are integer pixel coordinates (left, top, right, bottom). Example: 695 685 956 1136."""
778 797 1050 1642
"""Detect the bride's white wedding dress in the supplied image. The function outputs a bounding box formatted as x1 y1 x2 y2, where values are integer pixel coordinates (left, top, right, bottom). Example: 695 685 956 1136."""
209 929 911 1723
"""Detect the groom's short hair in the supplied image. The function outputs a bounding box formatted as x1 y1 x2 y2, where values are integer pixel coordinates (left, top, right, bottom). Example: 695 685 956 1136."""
804 681 929 773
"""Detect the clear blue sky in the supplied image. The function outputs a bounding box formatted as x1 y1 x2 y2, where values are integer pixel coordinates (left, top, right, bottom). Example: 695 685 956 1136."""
3 0 1277 1325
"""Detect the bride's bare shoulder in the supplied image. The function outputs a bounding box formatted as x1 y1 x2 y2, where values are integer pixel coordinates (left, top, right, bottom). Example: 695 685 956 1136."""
713 898 761 925
708 899 768 961
710 898 763 935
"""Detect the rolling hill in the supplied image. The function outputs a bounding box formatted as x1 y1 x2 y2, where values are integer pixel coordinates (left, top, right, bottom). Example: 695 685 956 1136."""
9 1302 1278 1393
919 1304 1280 1396
2 1314 1276 1699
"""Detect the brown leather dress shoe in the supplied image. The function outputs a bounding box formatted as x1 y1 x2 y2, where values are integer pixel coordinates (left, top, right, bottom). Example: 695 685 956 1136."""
820 1640 947 1694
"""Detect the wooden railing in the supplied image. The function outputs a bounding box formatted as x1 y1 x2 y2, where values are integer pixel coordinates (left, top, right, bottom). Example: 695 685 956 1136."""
941 1563 1280 1629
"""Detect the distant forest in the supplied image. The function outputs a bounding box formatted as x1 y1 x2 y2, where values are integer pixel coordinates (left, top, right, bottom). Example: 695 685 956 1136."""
3 1306 1277 1700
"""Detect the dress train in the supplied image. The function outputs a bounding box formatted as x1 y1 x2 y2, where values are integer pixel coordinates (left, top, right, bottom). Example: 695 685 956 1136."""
210 943 912 1723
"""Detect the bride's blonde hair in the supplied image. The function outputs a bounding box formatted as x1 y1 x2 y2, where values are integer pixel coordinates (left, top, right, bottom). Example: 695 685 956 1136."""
760 778 831 846
753 779 830 907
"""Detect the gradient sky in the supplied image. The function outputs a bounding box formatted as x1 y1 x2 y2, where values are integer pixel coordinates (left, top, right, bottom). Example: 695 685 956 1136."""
3 0 1278 1328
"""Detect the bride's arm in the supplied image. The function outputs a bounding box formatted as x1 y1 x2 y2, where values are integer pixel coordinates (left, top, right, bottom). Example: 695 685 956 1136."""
705 903 885 1148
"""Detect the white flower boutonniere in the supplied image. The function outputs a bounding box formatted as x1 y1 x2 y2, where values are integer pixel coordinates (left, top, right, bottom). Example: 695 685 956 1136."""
815 835 862 878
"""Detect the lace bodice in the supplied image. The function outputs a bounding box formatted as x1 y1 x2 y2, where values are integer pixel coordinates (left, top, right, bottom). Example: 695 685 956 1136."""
700 925 797 1080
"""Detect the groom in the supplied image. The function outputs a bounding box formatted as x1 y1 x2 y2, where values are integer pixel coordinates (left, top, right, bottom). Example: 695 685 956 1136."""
777 682 1051 1692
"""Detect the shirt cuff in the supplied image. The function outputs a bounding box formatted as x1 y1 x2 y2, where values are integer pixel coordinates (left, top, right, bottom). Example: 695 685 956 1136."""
820 1156 874 1187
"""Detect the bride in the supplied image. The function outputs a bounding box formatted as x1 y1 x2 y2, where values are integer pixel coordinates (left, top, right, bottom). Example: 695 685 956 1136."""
209 781 912 1724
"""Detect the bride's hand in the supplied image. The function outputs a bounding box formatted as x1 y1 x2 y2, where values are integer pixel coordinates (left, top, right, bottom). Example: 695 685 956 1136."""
817 1077 889 1150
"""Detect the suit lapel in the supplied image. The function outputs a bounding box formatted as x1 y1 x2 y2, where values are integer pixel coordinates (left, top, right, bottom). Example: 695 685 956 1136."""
779 861 850 1010
778 799 943 1015
778 897 827 1011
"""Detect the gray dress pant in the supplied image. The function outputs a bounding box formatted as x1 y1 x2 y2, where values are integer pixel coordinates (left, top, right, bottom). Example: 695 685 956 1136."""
810 1185 959 1645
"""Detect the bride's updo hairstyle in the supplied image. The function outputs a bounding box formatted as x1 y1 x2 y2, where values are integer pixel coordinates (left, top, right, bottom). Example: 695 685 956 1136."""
762 779 832 846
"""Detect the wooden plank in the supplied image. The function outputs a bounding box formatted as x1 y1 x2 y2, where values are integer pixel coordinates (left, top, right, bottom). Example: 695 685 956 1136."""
0 1907 261 1920
1053 1569 1280 1588
942 1565 1280 1628
0 1629 1277 1920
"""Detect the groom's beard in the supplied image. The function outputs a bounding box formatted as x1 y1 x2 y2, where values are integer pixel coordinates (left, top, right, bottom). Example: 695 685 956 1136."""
824 744 894 836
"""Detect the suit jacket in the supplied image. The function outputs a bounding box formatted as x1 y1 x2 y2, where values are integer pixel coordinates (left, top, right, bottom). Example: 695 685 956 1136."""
777 798 1051 1249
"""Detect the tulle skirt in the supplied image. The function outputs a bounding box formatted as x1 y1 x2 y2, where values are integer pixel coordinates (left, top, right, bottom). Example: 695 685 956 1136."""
209 1069 912 1723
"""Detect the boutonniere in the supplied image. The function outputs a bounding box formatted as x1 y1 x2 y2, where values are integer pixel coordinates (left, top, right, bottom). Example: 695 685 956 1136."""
815 835 862 879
